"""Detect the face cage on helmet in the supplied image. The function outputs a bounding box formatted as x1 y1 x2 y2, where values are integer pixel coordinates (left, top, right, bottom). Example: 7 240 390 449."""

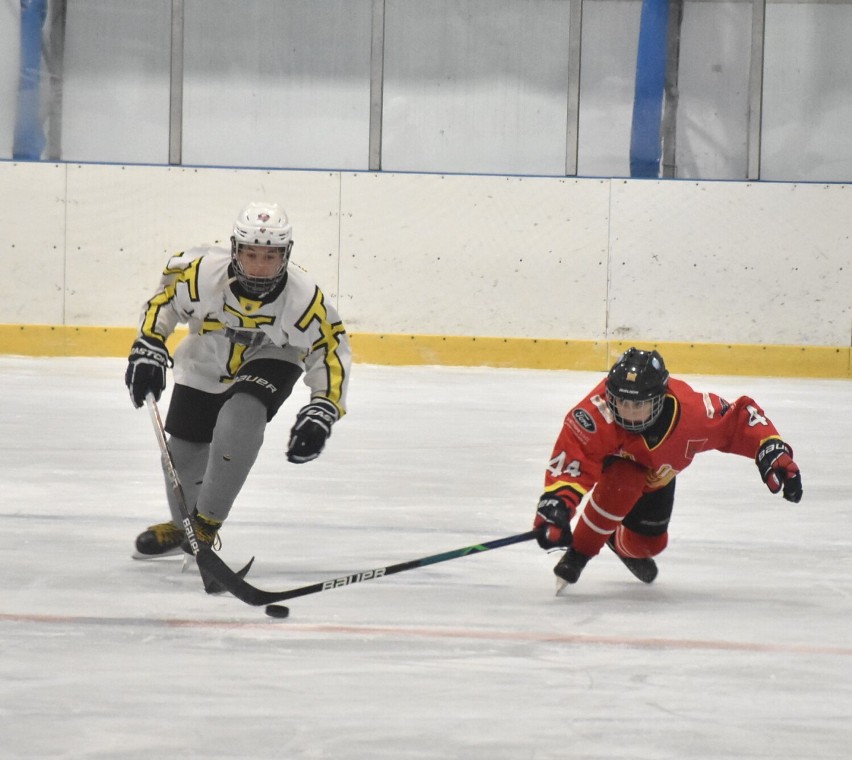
231 242 292 297
605 388 666 432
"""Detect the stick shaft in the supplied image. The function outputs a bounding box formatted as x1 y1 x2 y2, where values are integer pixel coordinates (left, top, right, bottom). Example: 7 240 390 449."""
198 531 538 606
284 530 539 601
145 395 201 555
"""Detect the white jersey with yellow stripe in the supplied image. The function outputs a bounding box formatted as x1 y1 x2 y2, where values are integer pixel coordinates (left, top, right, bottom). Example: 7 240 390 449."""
136 245 349 415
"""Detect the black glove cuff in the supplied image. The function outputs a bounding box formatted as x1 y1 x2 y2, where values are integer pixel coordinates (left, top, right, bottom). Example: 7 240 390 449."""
129 336 172 367
301 399 339 431
756 439 792 476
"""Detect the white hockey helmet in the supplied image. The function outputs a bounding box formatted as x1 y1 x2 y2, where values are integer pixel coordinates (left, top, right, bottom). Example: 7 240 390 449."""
230 201 294 296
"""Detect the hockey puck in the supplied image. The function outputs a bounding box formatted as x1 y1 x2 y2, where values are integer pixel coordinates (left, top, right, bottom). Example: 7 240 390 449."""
265 604 290 619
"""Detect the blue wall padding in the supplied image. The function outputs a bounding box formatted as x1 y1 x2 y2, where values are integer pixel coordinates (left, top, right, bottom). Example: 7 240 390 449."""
13 0 48 160
630 0 669 178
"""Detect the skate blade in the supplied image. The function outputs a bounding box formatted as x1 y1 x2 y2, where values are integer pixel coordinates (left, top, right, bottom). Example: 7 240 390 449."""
555 577 569 596
131 546 185 560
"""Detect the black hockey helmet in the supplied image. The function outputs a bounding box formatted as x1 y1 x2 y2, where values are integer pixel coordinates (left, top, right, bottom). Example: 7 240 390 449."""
605 347 670 432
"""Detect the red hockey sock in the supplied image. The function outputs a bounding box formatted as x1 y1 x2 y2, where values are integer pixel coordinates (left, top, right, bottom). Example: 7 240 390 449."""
612 526 668 558
572 459 647 557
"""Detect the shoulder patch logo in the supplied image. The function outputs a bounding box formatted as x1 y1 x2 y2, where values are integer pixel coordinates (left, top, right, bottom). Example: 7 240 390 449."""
572 408 596 433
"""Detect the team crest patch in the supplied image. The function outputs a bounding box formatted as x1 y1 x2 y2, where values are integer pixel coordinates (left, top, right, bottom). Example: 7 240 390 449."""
572 408 596 433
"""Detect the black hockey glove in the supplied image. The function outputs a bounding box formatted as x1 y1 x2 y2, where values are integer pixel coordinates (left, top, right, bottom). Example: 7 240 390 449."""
125 336 171 408
286 399 339 464
533 490 578 550
756 438 802 503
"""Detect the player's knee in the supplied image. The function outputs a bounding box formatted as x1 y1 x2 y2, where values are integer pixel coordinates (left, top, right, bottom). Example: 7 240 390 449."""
226 389 267 414
615 526 668 558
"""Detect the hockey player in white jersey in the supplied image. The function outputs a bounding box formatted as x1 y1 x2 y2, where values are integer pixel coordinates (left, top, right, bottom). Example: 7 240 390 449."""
125 201 351 556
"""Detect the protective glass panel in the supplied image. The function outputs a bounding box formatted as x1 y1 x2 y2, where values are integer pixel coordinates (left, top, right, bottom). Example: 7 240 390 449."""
381 0 572 176
182 0 372 170
59 1 171 164
0 2 21 158
762 2 852 182
5 0 852 182
577 0 642 178
675 0 751 179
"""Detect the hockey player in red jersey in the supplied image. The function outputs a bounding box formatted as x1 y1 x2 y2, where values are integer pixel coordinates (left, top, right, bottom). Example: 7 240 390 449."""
533 347 802 586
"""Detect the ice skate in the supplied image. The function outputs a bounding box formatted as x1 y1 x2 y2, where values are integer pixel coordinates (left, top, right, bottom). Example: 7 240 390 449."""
554 547 590 593
182 511 222 552
606 536 658 583
133 521 185 559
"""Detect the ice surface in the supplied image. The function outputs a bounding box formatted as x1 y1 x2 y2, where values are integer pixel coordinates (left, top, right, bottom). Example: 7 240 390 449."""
1 356 850 759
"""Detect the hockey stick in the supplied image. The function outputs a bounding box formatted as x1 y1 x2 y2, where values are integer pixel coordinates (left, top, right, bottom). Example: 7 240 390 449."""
195 530 538 607
145 395 254 593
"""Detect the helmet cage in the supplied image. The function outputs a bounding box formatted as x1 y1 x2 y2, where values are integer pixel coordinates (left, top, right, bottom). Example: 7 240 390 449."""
605 388 666 432
605 348 669 432
230 201 293 296
230 238 293 296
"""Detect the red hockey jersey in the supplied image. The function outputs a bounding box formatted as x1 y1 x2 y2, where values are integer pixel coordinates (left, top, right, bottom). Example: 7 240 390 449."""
544 377 783 499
